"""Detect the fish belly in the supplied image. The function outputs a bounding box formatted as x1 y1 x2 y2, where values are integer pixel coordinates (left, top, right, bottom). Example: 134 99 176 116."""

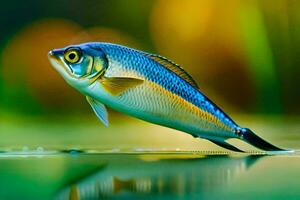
103 81 236 139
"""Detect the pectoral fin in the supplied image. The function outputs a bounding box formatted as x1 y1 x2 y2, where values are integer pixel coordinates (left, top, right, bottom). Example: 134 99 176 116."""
100 77 144 96
86 96 108 126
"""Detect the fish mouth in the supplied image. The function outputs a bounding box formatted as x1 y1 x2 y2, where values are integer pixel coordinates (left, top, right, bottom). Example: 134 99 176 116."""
48 49 64 62
48 50 74 77
48 50 60 61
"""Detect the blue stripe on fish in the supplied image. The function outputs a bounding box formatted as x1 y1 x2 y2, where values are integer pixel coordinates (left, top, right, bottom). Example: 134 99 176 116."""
88 42 239 132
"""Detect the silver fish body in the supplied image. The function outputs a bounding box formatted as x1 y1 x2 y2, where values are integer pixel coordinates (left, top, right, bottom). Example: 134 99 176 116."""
48 42 285 152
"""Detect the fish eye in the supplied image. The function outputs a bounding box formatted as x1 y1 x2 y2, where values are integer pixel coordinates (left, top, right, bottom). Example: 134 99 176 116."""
64 48 81 64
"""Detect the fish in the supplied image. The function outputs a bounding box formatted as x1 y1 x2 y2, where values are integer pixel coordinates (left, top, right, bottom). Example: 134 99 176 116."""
48 42 286 152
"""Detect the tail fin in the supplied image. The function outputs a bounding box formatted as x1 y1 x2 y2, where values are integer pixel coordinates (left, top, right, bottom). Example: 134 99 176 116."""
242 128 285 151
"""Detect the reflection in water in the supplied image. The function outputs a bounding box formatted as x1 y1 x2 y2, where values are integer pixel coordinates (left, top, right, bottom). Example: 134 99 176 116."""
56 155 261 200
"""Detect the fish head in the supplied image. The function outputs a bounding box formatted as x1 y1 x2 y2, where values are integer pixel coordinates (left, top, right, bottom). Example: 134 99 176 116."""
48 43 108 89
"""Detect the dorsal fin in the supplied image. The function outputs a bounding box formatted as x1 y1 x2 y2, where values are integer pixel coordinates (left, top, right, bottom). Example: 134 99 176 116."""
146 54 199 88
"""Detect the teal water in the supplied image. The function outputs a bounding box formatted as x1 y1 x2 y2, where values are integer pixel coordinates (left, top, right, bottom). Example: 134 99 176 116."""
1 117 299 199
0 151 300 200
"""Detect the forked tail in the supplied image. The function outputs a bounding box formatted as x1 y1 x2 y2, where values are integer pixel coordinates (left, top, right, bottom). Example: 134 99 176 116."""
206 128 288 152
242 128 285 151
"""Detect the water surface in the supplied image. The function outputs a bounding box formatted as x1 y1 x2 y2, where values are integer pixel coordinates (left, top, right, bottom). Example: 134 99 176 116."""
0 151 300 200
1 116 299 199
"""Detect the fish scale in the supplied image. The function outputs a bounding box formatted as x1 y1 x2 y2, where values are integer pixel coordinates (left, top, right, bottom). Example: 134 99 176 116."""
99 43 238 133
48 42 286 152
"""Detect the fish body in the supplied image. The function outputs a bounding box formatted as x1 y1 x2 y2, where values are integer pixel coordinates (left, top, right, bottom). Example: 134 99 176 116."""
85 44 238 138
49 42 284 152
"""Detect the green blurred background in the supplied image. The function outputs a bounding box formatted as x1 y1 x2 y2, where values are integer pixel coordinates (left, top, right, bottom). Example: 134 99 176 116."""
1 2 300 199
0 0 299 150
